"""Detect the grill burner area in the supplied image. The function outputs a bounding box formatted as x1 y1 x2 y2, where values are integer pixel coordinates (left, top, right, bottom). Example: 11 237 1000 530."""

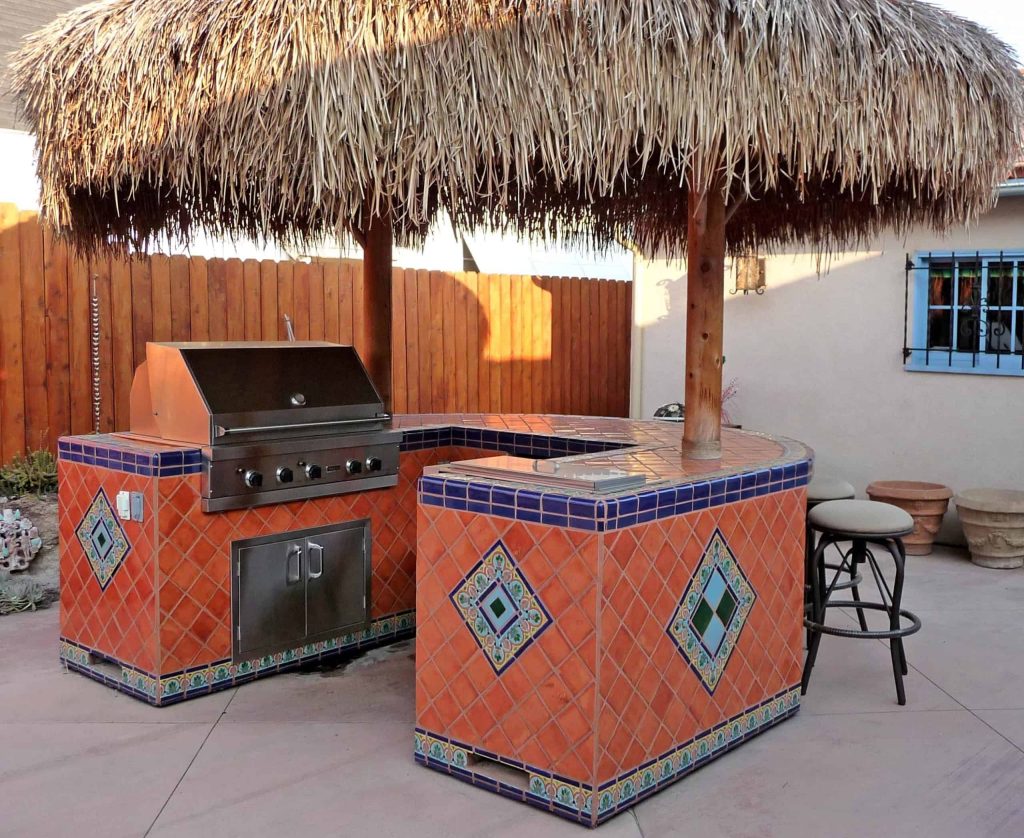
124 341 400 511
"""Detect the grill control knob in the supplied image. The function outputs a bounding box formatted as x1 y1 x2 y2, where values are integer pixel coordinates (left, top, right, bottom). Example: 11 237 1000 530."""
365 457 383 472
345 459 362 475
276 467 294 484
243 469 263 488
305 463 323 480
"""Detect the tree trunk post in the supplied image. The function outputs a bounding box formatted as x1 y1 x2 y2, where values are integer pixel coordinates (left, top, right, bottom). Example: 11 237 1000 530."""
361 209 393 413
682 184 726 460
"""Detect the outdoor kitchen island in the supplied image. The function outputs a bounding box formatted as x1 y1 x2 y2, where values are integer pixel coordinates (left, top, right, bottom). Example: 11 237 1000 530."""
57 395 810 824
412 416 811 826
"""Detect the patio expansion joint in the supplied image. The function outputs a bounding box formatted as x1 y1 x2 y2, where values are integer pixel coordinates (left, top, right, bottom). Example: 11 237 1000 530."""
142 687 240 837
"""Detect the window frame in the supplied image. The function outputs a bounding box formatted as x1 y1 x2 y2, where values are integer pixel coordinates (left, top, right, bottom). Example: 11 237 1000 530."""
907 249 1024 377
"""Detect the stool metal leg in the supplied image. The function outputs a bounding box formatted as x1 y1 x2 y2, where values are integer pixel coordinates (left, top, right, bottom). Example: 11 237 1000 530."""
877 537 908 705
848 540 870 632
801 534 831 695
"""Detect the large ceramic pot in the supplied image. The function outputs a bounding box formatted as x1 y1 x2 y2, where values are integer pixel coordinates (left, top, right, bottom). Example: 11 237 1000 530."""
866 480 953 556
954 489 1024 569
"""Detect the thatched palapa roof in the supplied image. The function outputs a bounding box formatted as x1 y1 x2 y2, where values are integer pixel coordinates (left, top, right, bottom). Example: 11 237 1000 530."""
10 0 1024 255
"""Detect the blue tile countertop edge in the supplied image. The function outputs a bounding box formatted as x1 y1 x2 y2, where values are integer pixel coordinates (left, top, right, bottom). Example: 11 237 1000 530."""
417 460 812 532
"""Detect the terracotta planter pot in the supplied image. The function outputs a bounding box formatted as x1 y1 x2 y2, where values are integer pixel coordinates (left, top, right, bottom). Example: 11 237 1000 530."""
865 481 953 556
954 489 1024 569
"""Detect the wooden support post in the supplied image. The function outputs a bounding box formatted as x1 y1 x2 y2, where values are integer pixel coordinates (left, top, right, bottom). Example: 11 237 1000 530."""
682 184 726 460
361 209 393 413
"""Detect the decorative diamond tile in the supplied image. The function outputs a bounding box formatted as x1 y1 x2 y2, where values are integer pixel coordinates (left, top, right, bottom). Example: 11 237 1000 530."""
667 528 755 693
450 539 552 673
75 488 131 590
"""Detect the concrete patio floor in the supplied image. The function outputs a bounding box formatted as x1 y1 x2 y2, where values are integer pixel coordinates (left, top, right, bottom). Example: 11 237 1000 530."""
2 544 1024 837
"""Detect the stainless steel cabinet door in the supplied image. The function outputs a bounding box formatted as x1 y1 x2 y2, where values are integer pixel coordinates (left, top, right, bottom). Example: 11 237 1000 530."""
235 539 307 659
305 522 369 642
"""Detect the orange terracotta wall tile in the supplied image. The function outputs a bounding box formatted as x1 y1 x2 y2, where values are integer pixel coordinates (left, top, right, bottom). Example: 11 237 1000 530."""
417 505 601 782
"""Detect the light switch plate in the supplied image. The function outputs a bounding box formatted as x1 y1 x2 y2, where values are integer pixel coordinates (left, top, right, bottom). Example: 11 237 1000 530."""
116 491 131 520
129 492 145 522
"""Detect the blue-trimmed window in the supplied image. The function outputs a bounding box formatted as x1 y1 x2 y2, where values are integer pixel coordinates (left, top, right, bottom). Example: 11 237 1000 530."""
906 251 1024 376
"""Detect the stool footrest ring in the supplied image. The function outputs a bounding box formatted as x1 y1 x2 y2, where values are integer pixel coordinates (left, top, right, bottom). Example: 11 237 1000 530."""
804 600 921 640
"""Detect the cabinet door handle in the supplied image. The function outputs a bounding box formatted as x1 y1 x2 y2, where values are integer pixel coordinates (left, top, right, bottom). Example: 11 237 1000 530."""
286 544 303 584
308 541 324 580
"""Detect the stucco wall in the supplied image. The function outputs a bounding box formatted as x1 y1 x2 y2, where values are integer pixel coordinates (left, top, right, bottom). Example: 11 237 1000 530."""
632 197 1024 543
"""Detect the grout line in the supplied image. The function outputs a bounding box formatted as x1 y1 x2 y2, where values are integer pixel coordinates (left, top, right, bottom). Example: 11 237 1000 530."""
631 807 647 837
142 687 239 837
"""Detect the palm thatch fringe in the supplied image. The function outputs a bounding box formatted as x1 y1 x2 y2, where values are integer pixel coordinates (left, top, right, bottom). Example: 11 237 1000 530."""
10 0 1024 256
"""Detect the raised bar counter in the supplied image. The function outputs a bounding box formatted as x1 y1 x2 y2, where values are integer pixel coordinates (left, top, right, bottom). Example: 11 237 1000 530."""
408 416 811 826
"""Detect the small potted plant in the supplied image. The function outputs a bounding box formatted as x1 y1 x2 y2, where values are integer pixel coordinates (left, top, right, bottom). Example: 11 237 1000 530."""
866 480 954 555
954 489 1024 569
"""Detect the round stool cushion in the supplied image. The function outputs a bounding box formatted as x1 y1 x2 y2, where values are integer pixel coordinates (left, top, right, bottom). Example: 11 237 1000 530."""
808 499 914 538
807 475 856 503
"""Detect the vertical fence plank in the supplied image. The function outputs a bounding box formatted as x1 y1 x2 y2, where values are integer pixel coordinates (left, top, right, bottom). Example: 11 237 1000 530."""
487 274 502 412
402 269 420 413
243 259 262 340
474 273 489 413
569 277 582 415
500 275 514 411
225 258 245 341
91 254 115 432
338 262 354 345
550 277 564 414
206 258 227 341
169 255 191 341
18 213 47 450
189 256 210 340
442 272 457 413
308 262 325 341
292 261 311 340
259 260 278 340
461 273 478 414
0 206 25 460
428 271 445 413
532 277 548 414
587 278 600 414
414 270 432 412
620 279 630 416
130 256 154 368
322 261 340 343
110 257 135 431
43 229 70 450
391 267 408 415
351 260 366 361
151 255 172 342
276 260 294 340
68 253 93 435
597 279 611 416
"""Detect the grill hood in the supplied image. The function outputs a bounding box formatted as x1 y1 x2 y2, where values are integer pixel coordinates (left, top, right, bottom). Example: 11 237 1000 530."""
130 342 386 446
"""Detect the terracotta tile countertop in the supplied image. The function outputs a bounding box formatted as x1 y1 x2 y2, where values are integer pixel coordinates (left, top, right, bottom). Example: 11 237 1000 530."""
395 413 813 491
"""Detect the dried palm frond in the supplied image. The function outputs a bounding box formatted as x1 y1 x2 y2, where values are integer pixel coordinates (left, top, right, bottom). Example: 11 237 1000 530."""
9 0 1024 257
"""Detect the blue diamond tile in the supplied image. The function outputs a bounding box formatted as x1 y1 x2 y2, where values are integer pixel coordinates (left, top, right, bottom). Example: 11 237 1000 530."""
666 529 756 693
75 489 131 590
450 540 552 674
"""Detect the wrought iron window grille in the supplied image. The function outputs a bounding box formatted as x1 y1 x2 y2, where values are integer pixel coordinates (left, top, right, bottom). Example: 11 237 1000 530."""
903 251 1024 374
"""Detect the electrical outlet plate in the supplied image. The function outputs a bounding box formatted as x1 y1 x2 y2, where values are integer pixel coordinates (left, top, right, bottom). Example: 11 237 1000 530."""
116 491 131 520
129 492 144 522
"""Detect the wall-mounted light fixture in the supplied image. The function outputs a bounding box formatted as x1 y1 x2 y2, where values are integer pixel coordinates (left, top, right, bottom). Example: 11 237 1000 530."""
731 257 766 295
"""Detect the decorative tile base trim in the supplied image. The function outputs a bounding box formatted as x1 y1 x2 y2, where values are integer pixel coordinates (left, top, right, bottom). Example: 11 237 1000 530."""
415 686 801 827
59 610 416 706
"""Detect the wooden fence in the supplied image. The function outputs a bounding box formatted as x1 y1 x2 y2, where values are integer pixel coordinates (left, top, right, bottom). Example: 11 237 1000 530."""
0 204 632 461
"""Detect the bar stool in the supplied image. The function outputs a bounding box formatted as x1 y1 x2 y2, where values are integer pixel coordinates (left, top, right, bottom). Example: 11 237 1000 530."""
802 499 922 705
805 476 866 635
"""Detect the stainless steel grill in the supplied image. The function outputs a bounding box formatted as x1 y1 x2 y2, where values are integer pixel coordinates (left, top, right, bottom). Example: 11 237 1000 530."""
125 341 401 511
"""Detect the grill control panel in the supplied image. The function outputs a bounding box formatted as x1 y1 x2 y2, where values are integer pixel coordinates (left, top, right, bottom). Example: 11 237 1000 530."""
203 436 401 512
